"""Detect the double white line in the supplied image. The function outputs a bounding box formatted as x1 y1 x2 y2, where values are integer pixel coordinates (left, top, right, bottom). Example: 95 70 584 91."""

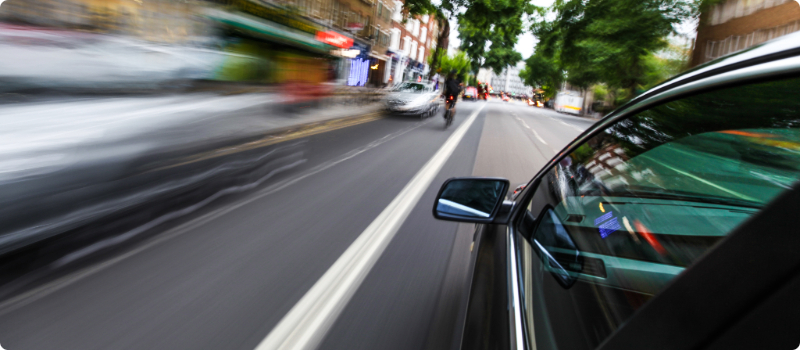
256 103 487 350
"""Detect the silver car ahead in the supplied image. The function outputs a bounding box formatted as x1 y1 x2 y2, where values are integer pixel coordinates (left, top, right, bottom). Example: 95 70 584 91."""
384 82 441 118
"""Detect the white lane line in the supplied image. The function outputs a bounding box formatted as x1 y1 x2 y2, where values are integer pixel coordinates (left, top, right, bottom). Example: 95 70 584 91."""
546 115 584 132
255 103 487 350
0 119 431 316
515 116 549 145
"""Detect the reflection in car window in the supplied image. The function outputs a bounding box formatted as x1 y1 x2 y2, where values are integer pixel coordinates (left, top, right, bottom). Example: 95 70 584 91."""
394 83 427 93
518 77 800 349
439 180 505 216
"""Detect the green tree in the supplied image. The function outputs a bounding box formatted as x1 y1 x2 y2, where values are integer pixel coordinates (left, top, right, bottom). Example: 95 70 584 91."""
527 0 695 103
428 8 451 79
519 51 562 98
457 0 532 73
403 0 533 78
430 50 472 81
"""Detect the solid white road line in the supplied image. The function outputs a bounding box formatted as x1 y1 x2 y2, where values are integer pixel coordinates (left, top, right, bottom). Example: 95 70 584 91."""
255 103 487 350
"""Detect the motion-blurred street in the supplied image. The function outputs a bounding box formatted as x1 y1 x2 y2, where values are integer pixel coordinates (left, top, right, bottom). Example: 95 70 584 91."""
0 98 593 350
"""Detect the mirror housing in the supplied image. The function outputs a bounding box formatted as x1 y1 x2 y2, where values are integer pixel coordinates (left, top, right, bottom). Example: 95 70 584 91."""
433 177 510 224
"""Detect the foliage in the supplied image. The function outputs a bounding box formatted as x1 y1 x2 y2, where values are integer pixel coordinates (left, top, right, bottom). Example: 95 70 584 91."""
518 51 562 98
523 0 697 104
427 8 451 79
457 0 533 73
430 50 472 81
641 42 692 90
592 84 608 102
402 0 437 17
405 0 532 75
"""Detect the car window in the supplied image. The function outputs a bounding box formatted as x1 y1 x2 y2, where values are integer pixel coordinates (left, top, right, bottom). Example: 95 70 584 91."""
518 77 800 350
394 83 426 93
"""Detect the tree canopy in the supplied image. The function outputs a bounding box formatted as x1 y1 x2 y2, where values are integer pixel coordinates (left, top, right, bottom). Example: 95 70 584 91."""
429 50 472 81
405 0 531 76
521 0 697 104
457 0 532 73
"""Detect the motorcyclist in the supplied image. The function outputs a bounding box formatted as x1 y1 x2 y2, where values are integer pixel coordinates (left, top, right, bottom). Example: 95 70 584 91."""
443 70 462 118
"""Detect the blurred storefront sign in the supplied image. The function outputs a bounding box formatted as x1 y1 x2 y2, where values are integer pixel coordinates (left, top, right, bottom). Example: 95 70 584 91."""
316 30 352 49
347 57 370 86
331 49 360 58
350 42 371 58
346 22 365 33
202 8 329 53
340 42 372 86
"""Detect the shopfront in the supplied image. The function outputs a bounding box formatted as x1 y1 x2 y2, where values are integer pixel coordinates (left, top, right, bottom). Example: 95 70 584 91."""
341 41 371 87
367 53 389 87
201 3 334 84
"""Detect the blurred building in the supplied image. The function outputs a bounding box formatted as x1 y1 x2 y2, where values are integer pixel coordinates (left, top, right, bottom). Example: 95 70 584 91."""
0 0 210 43
0 0 430 87
691 0 800 67
386 1 438 85
476 68 493 85
488 62 531 97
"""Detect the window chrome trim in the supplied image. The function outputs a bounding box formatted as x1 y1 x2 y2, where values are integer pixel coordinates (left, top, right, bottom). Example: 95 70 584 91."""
507 227 526 350
608 55 800 123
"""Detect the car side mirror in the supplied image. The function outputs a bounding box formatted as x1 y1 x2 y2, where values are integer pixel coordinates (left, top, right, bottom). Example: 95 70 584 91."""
433 177 510 224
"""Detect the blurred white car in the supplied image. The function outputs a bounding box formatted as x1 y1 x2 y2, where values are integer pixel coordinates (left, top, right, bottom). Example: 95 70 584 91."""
384 82 441 118
0 25 230 91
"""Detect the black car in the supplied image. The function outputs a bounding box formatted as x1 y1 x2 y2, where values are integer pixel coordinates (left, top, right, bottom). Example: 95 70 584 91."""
433 32 800 350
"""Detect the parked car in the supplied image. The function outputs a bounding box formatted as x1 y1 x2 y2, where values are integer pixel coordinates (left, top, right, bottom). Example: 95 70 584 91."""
433 31 800 350
383 82 441 118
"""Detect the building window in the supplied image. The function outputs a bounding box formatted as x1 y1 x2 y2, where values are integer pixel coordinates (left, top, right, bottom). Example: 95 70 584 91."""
412 19 420 37
410 40 418 60
402 35 411 55
390 28 401 50
420 27 427 44
703 19 800 63
382 31 391 47
337 6 350 28
418 46 425 63
421 14 429 23
710 0 794 26
392 0 403 22
359 16 371 38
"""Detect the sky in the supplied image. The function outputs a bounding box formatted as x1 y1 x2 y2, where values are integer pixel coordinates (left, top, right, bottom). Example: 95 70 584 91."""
449 0 698 62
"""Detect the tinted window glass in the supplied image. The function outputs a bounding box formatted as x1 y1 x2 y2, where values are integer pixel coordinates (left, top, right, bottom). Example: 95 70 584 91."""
394 82 426 92
519 77 800 350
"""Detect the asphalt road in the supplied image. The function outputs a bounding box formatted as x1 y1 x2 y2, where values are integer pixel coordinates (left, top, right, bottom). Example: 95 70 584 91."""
0 99 595 350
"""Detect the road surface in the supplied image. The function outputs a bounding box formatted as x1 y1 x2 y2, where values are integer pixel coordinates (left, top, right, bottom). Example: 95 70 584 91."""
0 99 595 350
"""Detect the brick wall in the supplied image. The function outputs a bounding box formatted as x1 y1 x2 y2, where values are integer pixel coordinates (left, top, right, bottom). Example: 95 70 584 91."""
691 1 800 66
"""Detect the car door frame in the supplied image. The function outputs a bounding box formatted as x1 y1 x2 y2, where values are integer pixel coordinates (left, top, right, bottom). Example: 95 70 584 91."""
498 46 800 350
